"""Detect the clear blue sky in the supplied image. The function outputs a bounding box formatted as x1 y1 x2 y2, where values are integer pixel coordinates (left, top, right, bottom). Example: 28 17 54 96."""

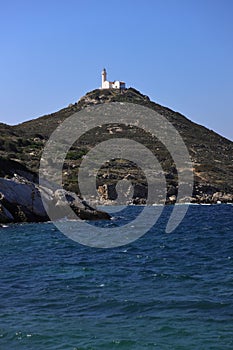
0 0 233 140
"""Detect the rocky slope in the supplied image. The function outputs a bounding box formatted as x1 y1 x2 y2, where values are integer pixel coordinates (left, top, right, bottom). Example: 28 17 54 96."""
0 88 232 210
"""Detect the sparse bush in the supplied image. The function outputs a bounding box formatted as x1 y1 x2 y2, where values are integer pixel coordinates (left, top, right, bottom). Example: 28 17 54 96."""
4 140 18 153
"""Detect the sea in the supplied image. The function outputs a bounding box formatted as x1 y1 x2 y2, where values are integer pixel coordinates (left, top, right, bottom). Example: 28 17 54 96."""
0 204 233 350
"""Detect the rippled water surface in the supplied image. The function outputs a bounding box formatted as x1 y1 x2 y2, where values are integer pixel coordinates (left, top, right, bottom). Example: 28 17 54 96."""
0 205 233 349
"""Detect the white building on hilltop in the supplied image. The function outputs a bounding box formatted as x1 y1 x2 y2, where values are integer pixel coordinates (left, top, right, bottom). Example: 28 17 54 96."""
101 68 125 89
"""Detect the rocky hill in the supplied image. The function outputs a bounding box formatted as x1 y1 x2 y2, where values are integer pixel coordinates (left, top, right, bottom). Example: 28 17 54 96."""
0 87 232 206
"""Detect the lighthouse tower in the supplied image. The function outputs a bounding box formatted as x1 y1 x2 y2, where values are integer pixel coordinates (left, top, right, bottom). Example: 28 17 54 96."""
102 68 107 87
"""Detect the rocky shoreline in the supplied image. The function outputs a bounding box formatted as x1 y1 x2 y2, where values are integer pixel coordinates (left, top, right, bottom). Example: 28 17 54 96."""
0 156 232 225
0 174 232 225
96 183 233 206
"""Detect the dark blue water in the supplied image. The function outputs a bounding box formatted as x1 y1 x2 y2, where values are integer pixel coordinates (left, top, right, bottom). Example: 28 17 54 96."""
0 205 233 349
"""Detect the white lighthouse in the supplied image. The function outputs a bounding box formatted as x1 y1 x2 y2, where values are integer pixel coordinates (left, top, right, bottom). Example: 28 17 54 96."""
102 68 107 87
100 68 125 89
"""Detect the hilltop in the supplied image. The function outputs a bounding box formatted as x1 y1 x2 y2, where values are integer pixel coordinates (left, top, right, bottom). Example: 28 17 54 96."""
0 87 232 205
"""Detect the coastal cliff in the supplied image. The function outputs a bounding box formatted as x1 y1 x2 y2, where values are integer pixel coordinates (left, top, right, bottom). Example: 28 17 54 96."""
0 159 110 223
